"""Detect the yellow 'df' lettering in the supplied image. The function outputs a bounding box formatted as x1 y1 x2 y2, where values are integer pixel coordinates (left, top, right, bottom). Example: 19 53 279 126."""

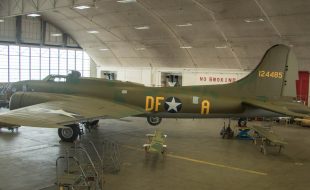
201 100 210 114
155 97 164 111
145 96 154 111
145 96 164 112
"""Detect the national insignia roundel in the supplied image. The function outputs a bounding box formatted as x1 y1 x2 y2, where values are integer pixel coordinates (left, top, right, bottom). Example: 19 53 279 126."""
164 97 182 113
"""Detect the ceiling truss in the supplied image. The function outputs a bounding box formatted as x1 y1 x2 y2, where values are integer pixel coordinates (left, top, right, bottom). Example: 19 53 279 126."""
0 0 96 18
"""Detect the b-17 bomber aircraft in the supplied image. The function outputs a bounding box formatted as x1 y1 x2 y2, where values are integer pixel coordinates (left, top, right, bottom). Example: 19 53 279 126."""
0 44 309 142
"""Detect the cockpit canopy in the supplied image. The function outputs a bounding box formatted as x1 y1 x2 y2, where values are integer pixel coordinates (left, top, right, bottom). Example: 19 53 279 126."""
43 71 81 83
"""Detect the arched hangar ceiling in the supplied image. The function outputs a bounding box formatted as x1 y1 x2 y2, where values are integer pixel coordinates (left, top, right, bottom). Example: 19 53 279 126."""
1 0 310 71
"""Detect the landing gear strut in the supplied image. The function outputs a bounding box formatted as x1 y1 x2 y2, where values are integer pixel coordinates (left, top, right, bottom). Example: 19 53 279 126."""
58 124 81 142
147 116 162 126
84 120 99 132
220 119 234 139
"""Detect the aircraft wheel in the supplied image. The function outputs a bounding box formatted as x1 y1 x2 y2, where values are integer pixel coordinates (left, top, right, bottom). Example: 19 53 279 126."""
58 124 79 142
147 116 162 126
238 118 247 127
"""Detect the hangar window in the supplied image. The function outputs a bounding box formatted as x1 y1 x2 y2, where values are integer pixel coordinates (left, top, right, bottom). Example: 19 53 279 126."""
0 44 90 82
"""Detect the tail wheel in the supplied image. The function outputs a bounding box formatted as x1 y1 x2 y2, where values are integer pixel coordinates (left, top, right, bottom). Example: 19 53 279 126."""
58 124 79 142
238 118 247 127
147 116 162 126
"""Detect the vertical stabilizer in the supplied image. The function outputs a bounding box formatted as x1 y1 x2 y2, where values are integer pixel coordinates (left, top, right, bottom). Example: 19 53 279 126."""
231 44 299 98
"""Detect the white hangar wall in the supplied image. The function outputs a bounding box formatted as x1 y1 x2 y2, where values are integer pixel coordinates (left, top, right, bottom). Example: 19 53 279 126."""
96 67 250 87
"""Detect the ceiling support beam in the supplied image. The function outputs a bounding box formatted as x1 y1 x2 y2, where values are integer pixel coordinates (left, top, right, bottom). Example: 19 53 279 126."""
137 0 198 68
253 0 282 38
191 0 243 70
0 0 95 18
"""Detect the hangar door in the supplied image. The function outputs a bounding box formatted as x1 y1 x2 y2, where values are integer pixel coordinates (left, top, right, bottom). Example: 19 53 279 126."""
296 71 309 106
161 73 182 87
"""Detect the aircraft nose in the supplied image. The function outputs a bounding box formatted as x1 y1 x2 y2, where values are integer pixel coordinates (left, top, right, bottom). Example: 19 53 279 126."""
1 82 9 93
0 83 12 106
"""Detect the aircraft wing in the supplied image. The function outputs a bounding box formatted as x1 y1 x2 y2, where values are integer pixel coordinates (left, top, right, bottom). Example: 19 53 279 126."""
0 93 144 128
243 99 309 118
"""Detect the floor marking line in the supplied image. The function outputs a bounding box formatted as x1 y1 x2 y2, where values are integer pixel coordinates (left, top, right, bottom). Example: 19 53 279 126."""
0 144 51 157
122 145 268 176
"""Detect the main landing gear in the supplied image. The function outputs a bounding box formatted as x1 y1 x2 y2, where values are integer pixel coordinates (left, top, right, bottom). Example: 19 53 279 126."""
58 120 100 142
58 124 81 142
147 116 162 126
220 119 234 139
83 120 99 132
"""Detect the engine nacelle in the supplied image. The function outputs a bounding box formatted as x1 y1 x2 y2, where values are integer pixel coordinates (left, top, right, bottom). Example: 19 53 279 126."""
9 92 51 110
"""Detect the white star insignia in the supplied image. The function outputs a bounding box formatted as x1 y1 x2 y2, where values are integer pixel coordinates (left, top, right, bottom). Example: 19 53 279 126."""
165 97 182 112
39 109 81 118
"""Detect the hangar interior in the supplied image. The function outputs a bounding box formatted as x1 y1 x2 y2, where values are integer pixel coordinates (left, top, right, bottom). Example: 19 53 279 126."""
0 0 310 190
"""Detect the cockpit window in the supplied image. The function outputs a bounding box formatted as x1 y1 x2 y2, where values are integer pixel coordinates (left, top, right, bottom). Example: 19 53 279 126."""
43 71 81 83
43 75 67 82
53 77 67 82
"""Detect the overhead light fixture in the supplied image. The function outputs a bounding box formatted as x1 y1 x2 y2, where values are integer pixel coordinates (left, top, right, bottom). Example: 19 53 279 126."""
51 33 62 37
87 30 99 34
215 45 227 49
0 19 4 23
180 46 192 49
117 0 136 3
135 47 146 51
27 13 41 17
244 18 264 23
74 5 91 10
176 23 192 27
134 26 150 30
99 48 109 51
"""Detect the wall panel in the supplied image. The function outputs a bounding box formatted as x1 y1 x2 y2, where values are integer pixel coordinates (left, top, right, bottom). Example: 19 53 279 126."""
0 17 16 42
21 17 41 43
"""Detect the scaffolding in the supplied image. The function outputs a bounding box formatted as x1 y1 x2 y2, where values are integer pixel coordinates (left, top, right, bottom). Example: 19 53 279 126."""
101 139 121 174
55 139 120 190
56 143 103 190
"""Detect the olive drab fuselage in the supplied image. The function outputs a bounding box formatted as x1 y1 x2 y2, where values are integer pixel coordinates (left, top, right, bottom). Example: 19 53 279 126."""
6 45 310 119
7 78 276 119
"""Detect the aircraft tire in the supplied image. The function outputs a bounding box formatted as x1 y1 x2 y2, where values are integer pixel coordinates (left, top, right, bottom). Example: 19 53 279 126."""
58 124 79 142
147 116 162 126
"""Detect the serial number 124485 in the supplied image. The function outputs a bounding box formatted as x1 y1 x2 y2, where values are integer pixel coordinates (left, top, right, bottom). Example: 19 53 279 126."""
258 71 283 78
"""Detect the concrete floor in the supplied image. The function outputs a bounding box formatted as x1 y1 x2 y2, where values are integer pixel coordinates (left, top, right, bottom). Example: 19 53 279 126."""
0 118 310 190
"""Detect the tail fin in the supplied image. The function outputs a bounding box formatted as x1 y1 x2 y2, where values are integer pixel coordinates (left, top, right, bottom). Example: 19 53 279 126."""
232 44 299 98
